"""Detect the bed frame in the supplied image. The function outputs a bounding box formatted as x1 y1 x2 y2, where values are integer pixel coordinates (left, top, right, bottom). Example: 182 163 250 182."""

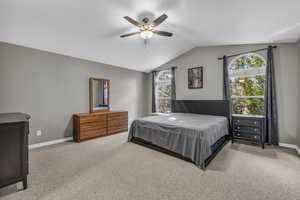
131 100 231 169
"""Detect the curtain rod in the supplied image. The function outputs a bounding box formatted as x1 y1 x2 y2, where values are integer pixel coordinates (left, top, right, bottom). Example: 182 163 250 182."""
218 46 277 60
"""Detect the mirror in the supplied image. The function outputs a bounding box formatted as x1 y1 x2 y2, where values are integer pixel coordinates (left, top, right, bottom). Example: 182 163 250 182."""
89 78 110 113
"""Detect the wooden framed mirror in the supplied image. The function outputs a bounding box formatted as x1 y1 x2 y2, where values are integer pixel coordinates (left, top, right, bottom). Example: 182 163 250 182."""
89 78 110 113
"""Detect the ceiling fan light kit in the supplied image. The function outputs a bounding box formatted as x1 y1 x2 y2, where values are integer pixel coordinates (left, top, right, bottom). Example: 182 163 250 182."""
120 14 173 41
140 30 154 39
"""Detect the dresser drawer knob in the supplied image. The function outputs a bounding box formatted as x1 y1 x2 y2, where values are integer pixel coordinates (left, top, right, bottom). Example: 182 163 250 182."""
237 120 240 123
254 136 257 139
254 128 257 131
254 121 257 124
237 127 240 129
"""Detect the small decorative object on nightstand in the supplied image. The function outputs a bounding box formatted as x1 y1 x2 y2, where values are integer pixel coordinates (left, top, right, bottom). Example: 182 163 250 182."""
232 115 266 149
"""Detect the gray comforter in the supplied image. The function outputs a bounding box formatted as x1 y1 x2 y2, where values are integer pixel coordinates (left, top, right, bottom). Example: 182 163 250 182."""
128 113 228 168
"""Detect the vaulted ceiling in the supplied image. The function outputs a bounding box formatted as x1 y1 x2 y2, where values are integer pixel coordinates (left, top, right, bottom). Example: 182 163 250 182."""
1 0 300 72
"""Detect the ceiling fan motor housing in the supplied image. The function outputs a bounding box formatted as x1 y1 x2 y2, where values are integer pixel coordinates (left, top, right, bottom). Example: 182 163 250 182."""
142 17 149 23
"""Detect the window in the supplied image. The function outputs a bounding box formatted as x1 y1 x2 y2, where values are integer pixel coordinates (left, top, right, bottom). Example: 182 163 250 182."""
155 69 172 113
229 53 267 116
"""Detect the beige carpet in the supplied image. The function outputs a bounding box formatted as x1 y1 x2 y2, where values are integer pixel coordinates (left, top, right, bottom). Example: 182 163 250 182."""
1 132 300 200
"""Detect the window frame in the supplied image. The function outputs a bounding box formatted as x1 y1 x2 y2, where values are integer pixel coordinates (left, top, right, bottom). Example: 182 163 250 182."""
154 69 172 113
228 53 267 116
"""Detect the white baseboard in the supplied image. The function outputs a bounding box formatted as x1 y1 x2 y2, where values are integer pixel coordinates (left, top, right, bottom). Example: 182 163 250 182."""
279 143 300 156
29 137 73 149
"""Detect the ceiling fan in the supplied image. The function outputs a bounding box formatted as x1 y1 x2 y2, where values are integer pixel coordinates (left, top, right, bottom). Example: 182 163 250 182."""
120 14 173 40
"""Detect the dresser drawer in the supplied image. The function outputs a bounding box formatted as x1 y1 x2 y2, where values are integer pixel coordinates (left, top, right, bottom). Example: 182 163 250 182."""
80 121 107 132
233 118 261 127
79 114 107 124
233 125 261 134
80 128 107 139
108 119 128 127
108 125 128 134
233 131 260 141
107 112 128 134
108 112 127 119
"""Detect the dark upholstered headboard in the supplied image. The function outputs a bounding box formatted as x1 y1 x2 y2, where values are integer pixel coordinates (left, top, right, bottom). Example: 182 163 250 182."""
172 100 230 118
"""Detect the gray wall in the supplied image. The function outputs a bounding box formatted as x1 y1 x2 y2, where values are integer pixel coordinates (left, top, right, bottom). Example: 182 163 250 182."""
0 42 149 145
155 43 299 145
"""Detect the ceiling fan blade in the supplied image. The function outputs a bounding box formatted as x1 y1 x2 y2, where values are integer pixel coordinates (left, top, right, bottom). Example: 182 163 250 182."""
120 32 140 38
123 16 140 27
152 14 168 27
152 30 173 37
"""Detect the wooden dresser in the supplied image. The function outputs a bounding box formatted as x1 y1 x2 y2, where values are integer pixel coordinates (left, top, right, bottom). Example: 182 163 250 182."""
73 111 128 142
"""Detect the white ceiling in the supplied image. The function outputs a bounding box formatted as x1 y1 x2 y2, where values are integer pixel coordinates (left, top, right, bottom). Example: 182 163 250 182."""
1 0 300 72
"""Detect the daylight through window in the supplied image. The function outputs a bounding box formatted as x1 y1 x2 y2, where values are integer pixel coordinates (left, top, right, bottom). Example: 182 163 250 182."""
155 70 172 113
229 53 267 116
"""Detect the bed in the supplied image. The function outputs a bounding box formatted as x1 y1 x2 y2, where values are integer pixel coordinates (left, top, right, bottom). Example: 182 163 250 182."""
128 100 231 169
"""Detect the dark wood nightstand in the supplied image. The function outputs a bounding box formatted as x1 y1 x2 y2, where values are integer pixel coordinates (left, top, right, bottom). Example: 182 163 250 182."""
232 115 266 149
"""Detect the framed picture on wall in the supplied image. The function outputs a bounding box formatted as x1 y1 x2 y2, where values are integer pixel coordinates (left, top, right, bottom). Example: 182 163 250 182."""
188 67 203 89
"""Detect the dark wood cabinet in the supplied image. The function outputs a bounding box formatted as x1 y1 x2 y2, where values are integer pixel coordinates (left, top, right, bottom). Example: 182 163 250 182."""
0 113 30 190
232 115 265 149
73 111 128 142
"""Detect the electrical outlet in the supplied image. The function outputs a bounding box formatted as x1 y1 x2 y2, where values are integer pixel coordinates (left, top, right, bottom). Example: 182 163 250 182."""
36 130 42 136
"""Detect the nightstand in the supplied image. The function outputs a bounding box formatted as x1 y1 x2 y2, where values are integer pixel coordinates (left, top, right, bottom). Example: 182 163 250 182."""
232 115 266 149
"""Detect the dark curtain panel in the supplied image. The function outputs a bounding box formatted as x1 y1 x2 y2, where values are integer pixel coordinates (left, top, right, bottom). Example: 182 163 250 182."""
265 46 279 145
222 56 231 121
171 67 176 112
152 71 157 113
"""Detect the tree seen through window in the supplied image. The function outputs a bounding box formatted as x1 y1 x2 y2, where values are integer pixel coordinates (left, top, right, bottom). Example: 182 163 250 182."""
229 54 266 115
155 70 172 113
